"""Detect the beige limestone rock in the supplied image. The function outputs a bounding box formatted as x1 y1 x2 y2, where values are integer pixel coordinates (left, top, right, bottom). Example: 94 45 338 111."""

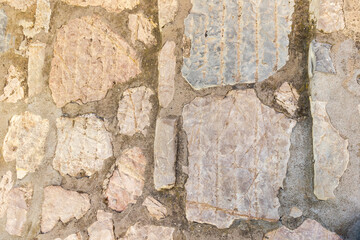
289 207 303 218
128 13 156 46
105 147 147 212
0 0 36 11
34 0 51 33
0 171 13 218
158 41 176 108
28 41 46 97
60 0 139 13
117 86 154 136
0 65 25 103
182 89 296 228
158 0 178 30
310 0 345 33
53 114 113 177
3 111 49 179
49 16 141 107
120 223 175 240
154 117 177 190
55 233 83 240
275 82 299 116
311 100 349 200
344 0 360 34
41 186 91 233
88 211 114 240
264 219 341 240
142 196 167 220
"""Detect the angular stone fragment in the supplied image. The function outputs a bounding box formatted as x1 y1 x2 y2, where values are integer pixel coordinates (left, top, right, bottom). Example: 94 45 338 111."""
0 65 25 103
182 0 294 89
60 0 139 13
0 171 13 218
117 86 154 136
0 0 35 11
311 100 349 200
310 0 345 33
182 89 296 228
309 40 336 76
55 233 83 240
128 13 156 46
158 0 178 30
34 0 51 33
0 9 12 53
28 41 46 97
41 186 91 233
274 82 299 116
289 207 303 218
154 117 177 190
120 223 175 240
53 114 113 177
158 41 176 108
49 16 141 107
3 111 49 179
88 211 114 240
143 196 167 220
264 219 341 240
105 147 146 212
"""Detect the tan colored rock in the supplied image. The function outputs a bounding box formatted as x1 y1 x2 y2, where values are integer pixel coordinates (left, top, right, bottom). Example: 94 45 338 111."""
289 207 303 218
310 0 345 33
264 219 341 240
311 100 349 200
88 211 114 240
41 186 91 233
3 111 49 179
128 13 156 46
0 0 36 11
120 223 175 240
275 82 299 116
55 233 83 240
0 171 13 218
34 0 51 33
344 0 360 34
142 196 167 220
154 117 177 190
182 89 296 228
49 16 141 107
53 114 113 177
158 0 178 30
0 65 25 103
105 147 147 212
117 86 154 136
28 41 46 97
60 0 139 13
158 41 176 108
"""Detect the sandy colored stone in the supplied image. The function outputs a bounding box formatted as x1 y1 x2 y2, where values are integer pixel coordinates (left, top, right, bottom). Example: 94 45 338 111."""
0 9 12 53
105 147 147 212
28 41 46 97
88 211 114 240
0 171 13 218
311 100 349 200
310 0 345 33
3 111 49 179
55 233 83 240
49 16 141 107
274 82 299 116
0 65 25 103
120 223 175 240
53 114 113 177
158 0 178 30
117 86 154 136
41 186 91 233
264 219 341 240
142 196 167 220
0 0 35 11
182 89 296 228
34 0 51 33
154 117 177 190
289 207 303 218
158 41 176 108
60 0 139 13
128 13 156 46
344 0 360 34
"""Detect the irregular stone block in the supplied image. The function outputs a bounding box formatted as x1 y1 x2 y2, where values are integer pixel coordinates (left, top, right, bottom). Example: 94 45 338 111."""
28 41 46 97
344 0 360 34
182 89 296 228
309 40 336 76
53 114 113 177
182 0 294 89
34 0 51 33
311 100 349 200
0 171 13 218
158 0 178 30
117 86 154 136
41 186 91 233
88 211 114 240
264 219 341 240
105 147 147 212
0 65 25 103
158 41 176 108
120 223 175 240
154 117 177 190
60 0 139 13
55 233 83 240
0 0 35 11
49 16 141 107
142 196 167 220
310 0 345 33
0 9 12 53
128 13 156 46
274 82 299 116
3 111 49 179
289 207 302 218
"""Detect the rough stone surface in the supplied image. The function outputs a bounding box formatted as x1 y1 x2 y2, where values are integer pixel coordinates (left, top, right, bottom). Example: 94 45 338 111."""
344 0 360 34
182 0 294 89
41 186 91 233
158 41 176 108
154 117 177 190
289 207 303 218
309 40 336 75
55 233 83 240
182 89 296 228
53 114 113 177
49 16 141 107
264 219 342 240
0 65 25 103
0 9 12 53
117 86 154 136
0 0 35 11
128 13 156 46
120 223 175 240
3 111 50 179
0 171 13 218
34 0 51 33
142 196 167 220
158 0 178 30
310 0 345 33
87 211 114 240
105 147 147 212
274 82 299 116
60 0 139 13
28 41 47 97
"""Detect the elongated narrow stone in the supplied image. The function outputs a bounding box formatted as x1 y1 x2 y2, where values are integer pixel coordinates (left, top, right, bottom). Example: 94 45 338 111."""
28 41 46 97
0 9 12 53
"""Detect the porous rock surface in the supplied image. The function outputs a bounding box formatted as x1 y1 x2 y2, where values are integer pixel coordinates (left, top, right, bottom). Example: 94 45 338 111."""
120 223 175 240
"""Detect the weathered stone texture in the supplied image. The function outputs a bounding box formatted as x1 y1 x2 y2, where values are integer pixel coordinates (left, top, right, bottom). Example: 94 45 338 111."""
117 86 154 136
309 41 336 75
158 0 178 30
49 16 141 107
0 0 35 11
28 41 47 97
41 186 91 233
274 82 299 116
3 111 49 179
182 0 294 89
154 117 177 190
0 65 25 103
60 0 139 13
120 223 175 240
105 147 147 212
34 0 51 33
55 233 83 240
0 9 12 53
53 114 113 177
289 207 303 218
182 89 296 228
0 171 13 218
344 0 360 33
142 196 167 220
88 211 114 240
310 0 345 33
128 13 156 46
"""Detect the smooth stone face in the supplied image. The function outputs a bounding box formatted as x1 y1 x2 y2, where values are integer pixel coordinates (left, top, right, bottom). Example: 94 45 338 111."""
3 111 49 179
0 171 13 218
28 41 46 97
119 223 175 240
0 0 35 11
49 16 141 107
142 196 167 220
182 0 294 89
158 0 178 30
289 207 303 218
53 114 113 177
182 89 296 228
0 9 12 53
41 186 91 233
310 0 345 33
60 0 139 12
88 211 114 240
0 65 25 103
128 13 156 46
309 40 336 75
274 82 299 116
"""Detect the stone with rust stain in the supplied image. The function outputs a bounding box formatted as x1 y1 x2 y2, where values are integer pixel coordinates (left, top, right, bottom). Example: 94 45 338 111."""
0 65 25 103
142 196 167 220
128 13 156 46
310 0 345 33
60 0 139 13
119 223 175 240
88 211 114 240
274 82 299 116
158 0 178 30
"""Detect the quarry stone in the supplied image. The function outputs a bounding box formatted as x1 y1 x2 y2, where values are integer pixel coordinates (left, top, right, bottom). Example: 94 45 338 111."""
142 196 167 220
0 0 35 11
309 40 336 75
274 82 299 116
0 171 13 218
120 223 175 240
55 233 83 240
158 0 178 30
128 13 156 46
0 9 12 53
28 41 47 97
310 0 345 33
87 211 114 240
